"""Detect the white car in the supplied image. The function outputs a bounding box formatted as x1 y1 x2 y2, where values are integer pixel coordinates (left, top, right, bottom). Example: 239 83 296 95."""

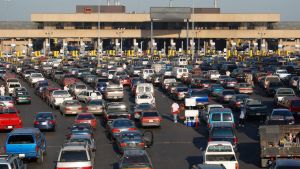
6 82 21 95
49 90 73 108
135 93 155 105
56 143 94 169
203 141 238 169
207 70 220 81
275 69 290 80
69 83 88 96
28 73 45 86
77 90 103 103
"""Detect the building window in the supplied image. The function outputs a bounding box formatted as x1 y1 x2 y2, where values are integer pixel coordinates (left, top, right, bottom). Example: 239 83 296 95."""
56 23 64 29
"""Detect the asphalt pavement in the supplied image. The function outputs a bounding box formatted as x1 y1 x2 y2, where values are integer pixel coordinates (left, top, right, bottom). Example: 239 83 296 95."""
0 75 278 169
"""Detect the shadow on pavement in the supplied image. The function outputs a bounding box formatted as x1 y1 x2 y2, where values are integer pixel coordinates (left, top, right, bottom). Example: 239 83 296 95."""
186 156 202 169
237 142 260 168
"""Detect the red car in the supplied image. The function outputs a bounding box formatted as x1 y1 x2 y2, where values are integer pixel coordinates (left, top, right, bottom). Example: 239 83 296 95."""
0 106 22 130
139 111 162 128
74 113 97 129
62 74 79 86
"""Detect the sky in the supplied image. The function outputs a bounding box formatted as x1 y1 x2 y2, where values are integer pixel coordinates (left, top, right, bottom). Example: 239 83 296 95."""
0 0 299 21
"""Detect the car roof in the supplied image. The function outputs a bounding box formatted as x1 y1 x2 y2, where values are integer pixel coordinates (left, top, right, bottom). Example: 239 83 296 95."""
210 108 232 113
193 164 226 169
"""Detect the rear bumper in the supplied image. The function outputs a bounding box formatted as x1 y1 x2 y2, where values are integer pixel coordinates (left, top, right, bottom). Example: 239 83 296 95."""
0 124 22 130
142 122 161 127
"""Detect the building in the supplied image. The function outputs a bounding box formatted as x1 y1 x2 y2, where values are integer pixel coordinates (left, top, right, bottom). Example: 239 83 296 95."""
0 3 300 56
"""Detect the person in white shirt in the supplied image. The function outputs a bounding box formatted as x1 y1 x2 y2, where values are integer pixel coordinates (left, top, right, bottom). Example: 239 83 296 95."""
171 102 180 123
0 85 5 96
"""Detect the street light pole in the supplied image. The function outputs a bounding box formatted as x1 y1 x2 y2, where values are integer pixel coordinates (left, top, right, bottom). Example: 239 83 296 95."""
116 28 125 56
192 0 195 60
97 0 101 66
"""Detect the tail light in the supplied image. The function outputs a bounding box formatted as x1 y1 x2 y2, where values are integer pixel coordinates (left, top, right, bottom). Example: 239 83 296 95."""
234 137 238 145
139 142 145 147
35 145 39 152
141 118 147 122
112 128 120 133
208 137 212 142
128 127 137 131
128 114 131 119
9 101 13 104
65 108 71 111
3 146 6 153
236 102 241 106
34 121 39 125
49 120 55 125
207 123 210 129
120 142 127 147
235 163 239 169
85 107 89 111
106 114 110 120
78 107 83 110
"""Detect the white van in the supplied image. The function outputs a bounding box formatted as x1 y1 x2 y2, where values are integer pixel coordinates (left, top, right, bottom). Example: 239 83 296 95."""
203 141 239 169
140 69 155 81
172 67 189 79
136 83 154 96
173 57 188 67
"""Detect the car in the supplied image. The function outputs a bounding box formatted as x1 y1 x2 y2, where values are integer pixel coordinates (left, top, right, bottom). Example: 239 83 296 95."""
269 159 300 169
106 118 137 140
265 108 295 125
59 100 83 116
209 125 238 148
55 143 94 169
138 110 162 128
12 90 31 104
244 99 268 118
274 88 296 105
278 96 300 116
266 81 284 96
83 74 96 84
85 99 106 115
133 103 157 119
171 86 189 101
0 106 22 130
76 90 103 103
0 96 14 107
202 141 238 169
66 135 96 152
188 89 210 106
104 102 131 124
6 82 21 95
217 89 235 103
115 130 153 153
0 154 27 169
118 150 153 169
49 90 73 108
33 112 56 131
234 83 253 94
33 80 48 96
208 108 235 130
228 94 250 110
75 113 97 129
69 83 88 97
5 128 46 163
202 104 224 124
104 83 124 101
66 123 94 139
28 73 45 86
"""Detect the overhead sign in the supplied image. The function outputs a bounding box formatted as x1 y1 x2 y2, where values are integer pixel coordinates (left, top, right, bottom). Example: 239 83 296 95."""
150 7 191 21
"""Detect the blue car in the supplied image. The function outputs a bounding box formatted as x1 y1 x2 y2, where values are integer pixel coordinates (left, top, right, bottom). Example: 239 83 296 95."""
34 80 49 96
5 128 47 163
34 112 56 131
188 89 210 106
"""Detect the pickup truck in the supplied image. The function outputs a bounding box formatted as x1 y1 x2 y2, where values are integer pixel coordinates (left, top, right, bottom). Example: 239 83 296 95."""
5 128 46 163
274 88 296 106
277 96 300 115
104 84 124 101
0 107 22 130
259 125 300 167
275 69 291 80
48 90 73 108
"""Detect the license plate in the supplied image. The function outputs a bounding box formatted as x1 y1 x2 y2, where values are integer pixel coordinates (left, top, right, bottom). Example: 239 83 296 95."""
149 120 154 122
41 122 47 125
19 154 25 158
7 126 12 129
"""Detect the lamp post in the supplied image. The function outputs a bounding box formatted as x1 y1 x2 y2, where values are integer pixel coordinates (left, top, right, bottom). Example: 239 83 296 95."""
258 32 266 51
116 28 125 56
141 41 144 54
195 30 200 56
191 0 195 60
97 0 101 66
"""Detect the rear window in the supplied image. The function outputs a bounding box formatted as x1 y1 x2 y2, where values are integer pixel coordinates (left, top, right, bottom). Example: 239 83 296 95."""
88 100 104 105
143 112 159 117
65 101 80 106
211 114 221 121
77 114 95 120
36 113 53 120
0 108 17 114
223 113 233 121
212 128 234 137
206 155 236 161
8 135 34 144
9 84 20 88
59 150 88 162
113 120 133 128
0 164 9 169
177 88 188 92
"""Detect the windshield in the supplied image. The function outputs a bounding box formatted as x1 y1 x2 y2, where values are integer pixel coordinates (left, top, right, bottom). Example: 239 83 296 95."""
223 91 235 95
88 100 104 105
65 100 80 106
278 89 294 95
59 150 88 162
9 84 20 88
31 73 43 77
138 94 151 99
207 145 233 153
223 113 233 121
177 88 188 92
164 79 176 83
143 112 159 117
8 135 34 144
16 91 29 96
121 132 142 140
36 113 53 120
98 78 108 82
272 110 293 117
0 165 9 169
0 108 17 114
53 91 69 96
247 100 262 105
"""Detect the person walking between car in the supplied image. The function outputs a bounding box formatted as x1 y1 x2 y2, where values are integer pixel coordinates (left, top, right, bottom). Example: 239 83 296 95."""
239 103 246 127
226 70 231 77
171 102 180 123
0 85 5 96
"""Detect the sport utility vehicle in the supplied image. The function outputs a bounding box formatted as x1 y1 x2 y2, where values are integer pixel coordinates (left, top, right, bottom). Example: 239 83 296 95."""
55 143 94 169
0 154 26 169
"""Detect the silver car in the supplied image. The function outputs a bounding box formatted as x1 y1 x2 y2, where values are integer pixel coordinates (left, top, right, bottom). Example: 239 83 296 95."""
66 135 96 152
85 99 106 115
60 100 83 116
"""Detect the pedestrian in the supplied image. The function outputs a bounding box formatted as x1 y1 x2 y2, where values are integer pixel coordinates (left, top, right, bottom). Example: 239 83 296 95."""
64 85 68 91
226 70 231 77
171 102 180 123
239 103 246 127
0 85 5 96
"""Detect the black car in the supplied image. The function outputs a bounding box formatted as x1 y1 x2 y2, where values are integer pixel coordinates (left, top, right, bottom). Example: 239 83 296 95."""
244 99 268 118
266 81 284 96
270 159 300 169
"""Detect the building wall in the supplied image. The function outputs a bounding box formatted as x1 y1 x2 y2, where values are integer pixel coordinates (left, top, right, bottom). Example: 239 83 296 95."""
0 29 299 39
